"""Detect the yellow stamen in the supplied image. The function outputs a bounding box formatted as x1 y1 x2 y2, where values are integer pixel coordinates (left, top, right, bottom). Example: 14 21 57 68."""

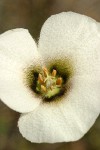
52 69 57 77
56 77 62 85
41 85 47 92
42 67 48 77
38 74 44 84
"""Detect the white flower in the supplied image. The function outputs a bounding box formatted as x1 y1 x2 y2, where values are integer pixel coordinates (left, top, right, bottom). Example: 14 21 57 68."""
0 12 100 143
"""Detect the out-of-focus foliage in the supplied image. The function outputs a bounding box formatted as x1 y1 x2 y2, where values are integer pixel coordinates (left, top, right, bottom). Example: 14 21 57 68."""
0 0 100 150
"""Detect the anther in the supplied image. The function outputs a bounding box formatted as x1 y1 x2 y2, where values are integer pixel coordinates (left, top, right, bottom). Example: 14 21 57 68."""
56 77 62 85
52 69 57 77
41 85 47 92
42 67 48 77
38 74 44 84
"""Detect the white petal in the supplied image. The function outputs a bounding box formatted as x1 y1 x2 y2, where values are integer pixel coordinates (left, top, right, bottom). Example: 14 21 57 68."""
0 29 41 113
38 12 100 77
0 28 40 65
18 77 100 143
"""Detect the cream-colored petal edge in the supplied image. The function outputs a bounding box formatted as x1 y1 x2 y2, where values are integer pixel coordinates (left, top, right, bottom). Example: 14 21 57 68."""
0 29 41 113
18 76 100 143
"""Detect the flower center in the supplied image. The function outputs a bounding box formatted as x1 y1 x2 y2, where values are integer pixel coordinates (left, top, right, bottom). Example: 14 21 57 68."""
36 67 63 99
24 59 73 102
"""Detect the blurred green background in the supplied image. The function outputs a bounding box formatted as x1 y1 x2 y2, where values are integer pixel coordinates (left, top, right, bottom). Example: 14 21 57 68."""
0 0 100 150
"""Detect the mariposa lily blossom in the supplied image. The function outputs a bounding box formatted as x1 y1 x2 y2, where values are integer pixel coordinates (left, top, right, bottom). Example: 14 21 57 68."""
0 12 100 143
